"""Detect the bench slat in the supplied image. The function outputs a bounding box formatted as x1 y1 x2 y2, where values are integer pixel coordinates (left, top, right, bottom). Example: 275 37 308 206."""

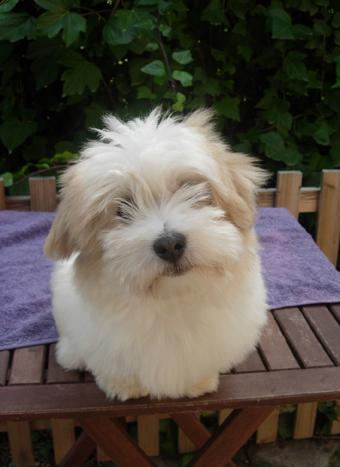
0 350 9 386
302 306 340 365
259 312 299 370
273 308 332 368
47 344 81 384
1 367 340 420
9 346 46 385
234 350 266 373
330 304 340 323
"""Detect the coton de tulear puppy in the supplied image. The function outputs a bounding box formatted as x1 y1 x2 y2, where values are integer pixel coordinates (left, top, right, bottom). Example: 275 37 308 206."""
45 109 267 400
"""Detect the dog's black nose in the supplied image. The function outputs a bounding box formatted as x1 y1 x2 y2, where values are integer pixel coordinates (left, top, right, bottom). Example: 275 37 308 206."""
153 232 186 263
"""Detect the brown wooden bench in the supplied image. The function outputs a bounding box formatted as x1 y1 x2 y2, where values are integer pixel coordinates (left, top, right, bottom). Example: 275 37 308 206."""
0 170 339 467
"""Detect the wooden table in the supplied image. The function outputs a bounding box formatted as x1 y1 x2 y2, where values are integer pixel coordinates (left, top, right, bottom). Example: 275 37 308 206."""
1 303 340 466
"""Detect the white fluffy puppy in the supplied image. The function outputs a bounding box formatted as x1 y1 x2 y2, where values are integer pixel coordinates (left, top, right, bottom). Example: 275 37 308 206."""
45 109 267 400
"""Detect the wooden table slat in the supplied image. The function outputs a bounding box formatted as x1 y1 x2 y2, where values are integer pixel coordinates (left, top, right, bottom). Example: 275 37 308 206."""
273 308 332 368
234 349 266 373
330 304 340 323
9 346 46 385
302 306 340 365
1 367 340 420
259 312 300 370
0 351 10 386
47 344 81 384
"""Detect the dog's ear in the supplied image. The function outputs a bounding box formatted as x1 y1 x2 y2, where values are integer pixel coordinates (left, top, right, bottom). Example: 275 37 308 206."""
185 109 268 230
44 164 103 260
44 165 80 259
213 151 268 230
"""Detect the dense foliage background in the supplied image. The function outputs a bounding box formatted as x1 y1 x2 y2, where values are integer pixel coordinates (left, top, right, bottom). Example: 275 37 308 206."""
0 0 339 192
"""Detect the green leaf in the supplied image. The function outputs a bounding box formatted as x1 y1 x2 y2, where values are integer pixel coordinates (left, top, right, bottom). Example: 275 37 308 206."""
0 172 13 187
269 7 294 40
237 45 252 62
293 24 313 38
28 38 62 88
313 121 333 146
0 0 19 12
61 60 102 96
332 11 340 28
145 41 159 51
59 49 82 67
172 50 193 65
62 12 86 46
141 60 166 77
37 11 65 38
34 0 63 10
172 92 186 111
330 132 340 165
233 140 252 153
265 108 292 131
159 24 171 37
137 85 156 99
284 52 308 81
284 146 302 165
259 132 285 160
0 119 37 151
0 13 35 41
202 0 227 26
172 70 193 87
103 10 136 45
215 96 240 121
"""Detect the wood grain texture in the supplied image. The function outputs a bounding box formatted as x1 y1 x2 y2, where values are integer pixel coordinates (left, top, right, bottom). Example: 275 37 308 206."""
256 407 280 444
6 196 31 210
47 344 81 384
275 171 303 218
302 306 340 365
187 407 273 466
137 415 160 456
316 170 340 265
29 177 57 212
273 308 332 368
218 409 232 425
178 426 196 454
330 400 340 435
0 178 5 209
330 304 340 323
259 312 299 370
1 367 340 420
51 419 76 464
7 421 34 467
172 413 210 449
79 417 155 467
234 350 266 373
59 431 96 467
293 402 317 439
0 351 9 386
4 183 320 213
9 346 46 385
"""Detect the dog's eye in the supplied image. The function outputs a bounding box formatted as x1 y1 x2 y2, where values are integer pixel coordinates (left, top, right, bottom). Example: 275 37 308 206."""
116 196 136 221
177 180 213 206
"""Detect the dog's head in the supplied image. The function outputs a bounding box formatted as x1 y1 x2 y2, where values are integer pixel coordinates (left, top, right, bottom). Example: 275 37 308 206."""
45 109 267 292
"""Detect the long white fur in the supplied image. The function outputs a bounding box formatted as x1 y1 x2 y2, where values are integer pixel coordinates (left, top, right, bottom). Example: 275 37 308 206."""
46 109 267 400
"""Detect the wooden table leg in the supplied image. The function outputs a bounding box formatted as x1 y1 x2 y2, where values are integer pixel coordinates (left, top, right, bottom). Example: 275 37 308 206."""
59 431 96 467
188 406 274 467
171 413 211 448
79 416 155 467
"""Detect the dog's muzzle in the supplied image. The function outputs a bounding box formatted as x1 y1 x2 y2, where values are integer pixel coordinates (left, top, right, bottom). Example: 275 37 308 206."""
153 232 186 263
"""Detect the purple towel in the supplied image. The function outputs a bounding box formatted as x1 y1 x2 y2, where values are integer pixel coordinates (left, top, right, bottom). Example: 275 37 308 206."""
0 208 340 351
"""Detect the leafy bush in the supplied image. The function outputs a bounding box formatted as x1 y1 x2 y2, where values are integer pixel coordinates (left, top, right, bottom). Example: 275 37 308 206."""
0 0 339 190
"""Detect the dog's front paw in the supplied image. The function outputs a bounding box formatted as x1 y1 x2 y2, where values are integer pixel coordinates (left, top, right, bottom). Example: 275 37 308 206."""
186 374 219 398
56 338 85 371
96 376 148 401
